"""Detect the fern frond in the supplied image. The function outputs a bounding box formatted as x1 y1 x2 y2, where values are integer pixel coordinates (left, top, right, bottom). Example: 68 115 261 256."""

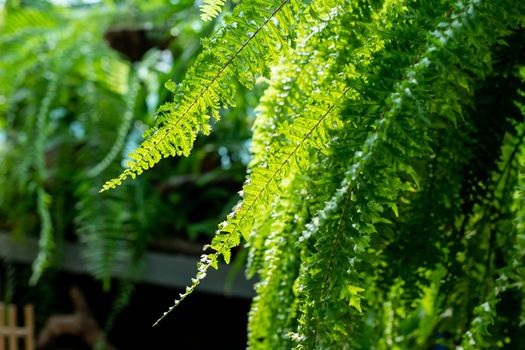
0 8 56 40
30 188 54 285
454 130 525 349
211 84 349 257
292 0 524 346
515 155 525 329
248 177 309 349
153 254 213 326
153 83 349 325
242 4 359 277
29 76 58 285
87 72 139 178
75 181 132 290
101 0 306 192
200 0 227 22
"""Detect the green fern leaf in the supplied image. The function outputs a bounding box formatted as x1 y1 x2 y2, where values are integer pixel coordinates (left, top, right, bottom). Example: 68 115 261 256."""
101 0 307 192
29 75 58 286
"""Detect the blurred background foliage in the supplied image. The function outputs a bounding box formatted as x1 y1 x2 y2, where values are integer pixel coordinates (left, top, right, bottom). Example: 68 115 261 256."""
0 0 259 297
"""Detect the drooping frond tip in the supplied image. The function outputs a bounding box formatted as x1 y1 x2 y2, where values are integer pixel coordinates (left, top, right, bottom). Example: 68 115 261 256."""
200 0 227 22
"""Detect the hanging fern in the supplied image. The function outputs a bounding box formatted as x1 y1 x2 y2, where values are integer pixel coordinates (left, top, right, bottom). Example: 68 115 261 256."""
87 72 140 178
115 0 525 346
3 0 525 347
0 3 169 290
29 73 58 286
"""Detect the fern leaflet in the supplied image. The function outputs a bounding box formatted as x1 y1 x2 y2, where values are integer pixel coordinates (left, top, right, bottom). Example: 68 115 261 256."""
200 0 227 22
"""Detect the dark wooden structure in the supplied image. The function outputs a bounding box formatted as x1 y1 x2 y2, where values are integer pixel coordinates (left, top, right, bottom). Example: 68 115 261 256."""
0 303 34 350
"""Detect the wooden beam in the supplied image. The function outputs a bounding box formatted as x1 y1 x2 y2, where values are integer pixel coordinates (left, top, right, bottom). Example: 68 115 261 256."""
0 233 254 298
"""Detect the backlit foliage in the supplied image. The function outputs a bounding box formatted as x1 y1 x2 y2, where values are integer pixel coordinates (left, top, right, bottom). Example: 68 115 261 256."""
200 0 227 22
2 0 525 347
105 0 525 347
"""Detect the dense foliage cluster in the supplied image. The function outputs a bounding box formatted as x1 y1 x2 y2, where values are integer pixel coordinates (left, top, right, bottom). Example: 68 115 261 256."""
101 0 525 348
2 0 525 348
